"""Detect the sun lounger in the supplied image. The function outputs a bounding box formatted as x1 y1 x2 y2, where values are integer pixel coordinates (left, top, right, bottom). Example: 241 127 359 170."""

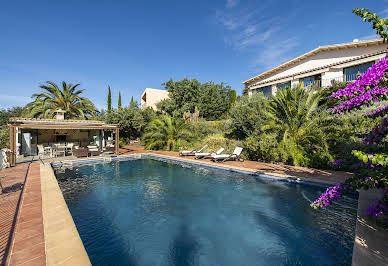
195 148 225 159
211 147 244 162
179 145 208 156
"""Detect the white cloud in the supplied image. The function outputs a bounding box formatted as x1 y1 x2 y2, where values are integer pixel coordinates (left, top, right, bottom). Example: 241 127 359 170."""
226 0 239 9
215 1 299 72
215 8 278 51
251 38 299 70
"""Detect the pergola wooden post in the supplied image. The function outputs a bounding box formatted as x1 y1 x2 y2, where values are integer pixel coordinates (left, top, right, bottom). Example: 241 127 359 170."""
115 127 119 155
9 126 16 166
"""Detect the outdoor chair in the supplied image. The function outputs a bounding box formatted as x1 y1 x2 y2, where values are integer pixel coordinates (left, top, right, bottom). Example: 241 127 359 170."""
66 143 74 156
195 147 224 159
55 145 66 157
179 145 208 156
211 147 244 162
37 145 51 160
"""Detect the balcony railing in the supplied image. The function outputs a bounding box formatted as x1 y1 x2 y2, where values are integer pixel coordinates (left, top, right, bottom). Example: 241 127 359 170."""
302 74 357 89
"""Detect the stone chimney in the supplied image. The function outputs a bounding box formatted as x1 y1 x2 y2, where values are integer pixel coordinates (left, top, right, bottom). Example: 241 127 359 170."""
55 109 65 120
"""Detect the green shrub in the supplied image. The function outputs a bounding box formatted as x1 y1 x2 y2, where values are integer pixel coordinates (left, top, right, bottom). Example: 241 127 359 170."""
193 134 243 155
0 127 9 149
207 120 231 133
244 132 289 163
142 116 193 151
228 93 268 140
106 105 144 141
189 120 221 139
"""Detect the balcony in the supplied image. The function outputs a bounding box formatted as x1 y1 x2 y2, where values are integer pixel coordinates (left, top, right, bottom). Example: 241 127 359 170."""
302 74 355 89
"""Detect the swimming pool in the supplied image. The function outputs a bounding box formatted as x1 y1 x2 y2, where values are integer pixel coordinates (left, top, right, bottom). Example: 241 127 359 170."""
55 157 357 265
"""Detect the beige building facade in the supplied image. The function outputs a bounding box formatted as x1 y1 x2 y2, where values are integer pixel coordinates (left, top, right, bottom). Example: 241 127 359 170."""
141 88 169 110
243 39 387 96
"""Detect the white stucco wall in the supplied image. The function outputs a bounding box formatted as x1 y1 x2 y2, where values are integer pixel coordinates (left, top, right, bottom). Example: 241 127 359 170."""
258 44 385 84
246 41 387 94
141 88 169 110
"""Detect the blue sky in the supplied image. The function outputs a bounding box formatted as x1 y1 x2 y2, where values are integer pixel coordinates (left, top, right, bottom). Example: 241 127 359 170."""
0 0 386 110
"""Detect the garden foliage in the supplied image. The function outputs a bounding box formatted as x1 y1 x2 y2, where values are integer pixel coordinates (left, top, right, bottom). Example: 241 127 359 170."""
156 78 235 120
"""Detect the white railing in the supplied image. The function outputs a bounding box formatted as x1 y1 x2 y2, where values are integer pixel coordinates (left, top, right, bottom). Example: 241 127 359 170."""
303 75 356 89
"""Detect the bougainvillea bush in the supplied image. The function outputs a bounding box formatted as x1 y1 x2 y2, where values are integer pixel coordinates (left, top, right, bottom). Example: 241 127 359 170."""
311 53 388 226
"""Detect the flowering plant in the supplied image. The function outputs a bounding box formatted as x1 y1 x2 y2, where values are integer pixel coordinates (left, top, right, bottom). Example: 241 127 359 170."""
367 104 388 118
311 8 388 227
330 56 388 113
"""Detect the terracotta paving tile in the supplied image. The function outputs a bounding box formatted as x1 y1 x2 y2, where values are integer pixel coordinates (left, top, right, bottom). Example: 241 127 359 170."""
12 232 44 253
12 223 43 243
18 211 42 224
17 209 42 222
0 163 28 265
8 242 45 265
2 162 46 266
15 217 43 232
22 199 42 208
17 255 46 266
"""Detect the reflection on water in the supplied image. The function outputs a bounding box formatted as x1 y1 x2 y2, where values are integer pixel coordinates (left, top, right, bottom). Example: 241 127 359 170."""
55 159 357 266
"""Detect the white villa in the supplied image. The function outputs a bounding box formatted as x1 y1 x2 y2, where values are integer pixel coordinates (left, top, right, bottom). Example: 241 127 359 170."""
243 39 387 96
141 88 169 110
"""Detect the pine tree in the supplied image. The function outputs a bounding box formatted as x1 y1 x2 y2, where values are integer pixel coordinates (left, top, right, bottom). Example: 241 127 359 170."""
107 86 112 113
118 91 122 110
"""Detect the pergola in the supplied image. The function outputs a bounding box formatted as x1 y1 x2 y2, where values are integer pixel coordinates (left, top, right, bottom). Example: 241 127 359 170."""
8 117 119 166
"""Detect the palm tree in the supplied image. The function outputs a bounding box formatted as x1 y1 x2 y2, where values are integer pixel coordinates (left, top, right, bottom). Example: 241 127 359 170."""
142 115 192 151
23 81 97 119
262 83 331 166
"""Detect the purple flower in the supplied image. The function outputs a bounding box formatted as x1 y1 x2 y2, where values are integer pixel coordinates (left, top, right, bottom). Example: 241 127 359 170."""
328 159 347 168
366 105 388 118
310 183 348 209
363 117 388 144
331 55 388 113
365 190 388 220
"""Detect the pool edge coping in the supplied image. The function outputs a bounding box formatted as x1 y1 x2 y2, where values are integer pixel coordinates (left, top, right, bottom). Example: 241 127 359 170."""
40 163 91 265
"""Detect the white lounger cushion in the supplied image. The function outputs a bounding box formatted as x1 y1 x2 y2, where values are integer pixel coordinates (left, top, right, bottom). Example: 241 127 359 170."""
180 150 194 154
195 148 224 157
211 154 230 159
180 145 208 154
211 147 243 160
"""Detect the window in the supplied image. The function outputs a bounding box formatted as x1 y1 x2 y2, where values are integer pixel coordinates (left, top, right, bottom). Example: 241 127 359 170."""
277 81 291 91
256 86 272 96
302 74 321 88
344 62 374 81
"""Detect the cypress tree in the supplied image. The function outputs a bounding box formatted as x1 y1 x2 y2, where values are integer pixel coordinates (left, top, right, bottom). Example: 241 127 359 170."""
229 89 237 107
107 86 112 113
118 91 122 110
130 96 135 107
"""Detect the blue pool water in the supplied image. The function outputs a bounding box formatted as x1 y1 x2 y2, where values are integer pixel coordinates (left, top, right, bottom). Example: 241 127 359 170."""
55 158 357 266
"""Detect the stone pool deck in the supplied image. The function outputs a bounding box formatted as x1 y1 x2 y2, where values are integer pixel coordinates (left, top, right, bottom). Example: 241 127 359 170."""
0 146 353 265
